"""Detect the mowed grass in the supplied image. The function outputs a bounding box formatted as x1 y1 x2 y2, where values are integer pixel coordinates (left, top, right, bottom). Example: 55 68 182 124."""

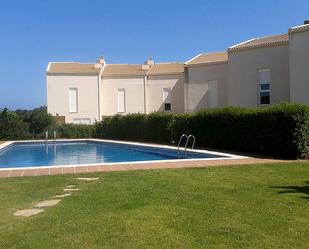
0 163 308 249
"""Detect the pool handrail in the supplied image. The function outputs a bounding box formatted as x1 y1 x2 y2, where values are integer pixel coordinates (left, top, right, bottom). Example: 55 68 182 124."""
187 135 196 150
177 134 189 152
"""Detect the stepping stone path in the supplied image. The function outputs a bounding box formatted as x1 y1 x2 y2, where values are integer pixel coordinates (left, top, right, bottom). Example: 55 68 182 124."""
64 185 80 192
14 209 44 217
14 177 100 218
64 188 80 192
35 199 61 208
52 193 72 198
77 177 99 181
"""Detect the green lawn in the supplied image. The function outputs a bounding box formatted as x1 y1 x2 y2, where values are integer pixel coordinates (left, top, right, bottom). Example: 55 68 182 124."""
0 163 308 249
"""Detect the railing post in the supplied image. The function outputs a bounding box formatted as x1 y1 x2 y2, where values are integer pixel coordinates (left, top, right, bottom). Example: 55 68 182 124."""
45 131 49 143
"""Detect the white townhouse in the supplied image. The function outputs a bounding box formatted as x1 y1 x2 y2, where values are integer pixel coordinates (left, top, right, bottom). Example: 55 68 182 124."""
47 58 184 124
47 21 309 124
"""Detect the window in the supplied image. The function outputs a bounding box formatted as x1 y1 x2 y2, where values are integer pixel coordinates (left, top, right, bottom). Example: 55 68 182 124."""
258 69 270 105
117 89 126 113
163 88 172 111
69 88 78 113
164 103 171 111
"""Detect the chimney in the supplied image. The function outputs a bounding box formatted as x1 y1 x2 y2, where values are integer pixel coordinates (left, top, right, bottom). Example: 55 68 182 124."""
144 58 154 66
97 56 105 65
94 56 105 69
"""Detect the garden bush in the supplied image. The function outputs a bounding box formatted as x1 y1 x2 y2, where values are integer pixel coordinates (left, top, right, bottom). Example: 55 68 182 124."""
96 103 309 159
0 107 96 140
54 124 96 139
96 113 174 143
0 108 30 140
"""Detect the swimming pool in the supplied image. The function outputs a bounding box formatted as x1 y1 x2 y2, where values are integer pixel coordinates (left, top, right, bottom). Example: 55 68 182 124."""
0 139 237 169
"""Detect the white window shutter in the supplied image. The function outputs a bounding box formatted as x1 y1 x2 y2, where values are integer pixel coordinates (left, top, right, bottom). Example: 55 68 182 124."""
259 69 270 84
69 88 78 113
117 89 125 113
163 88 171 103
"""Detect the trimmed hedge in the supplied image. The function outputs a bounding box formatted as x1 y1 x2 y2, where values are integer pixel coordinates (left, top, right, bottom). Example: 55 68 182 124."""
96 113 173 143
55 124 96 139
96 103 309 159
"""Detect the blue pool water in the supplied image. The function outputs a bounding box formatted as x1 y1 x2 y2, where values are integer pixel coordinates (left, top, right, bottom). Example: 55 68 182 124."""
0 141 226 168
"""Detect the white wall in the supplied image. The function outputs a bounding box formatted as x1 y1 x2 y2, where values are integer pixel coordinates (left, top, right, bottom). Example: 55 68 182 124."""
185 63 227 112
228 45 290 107
289 30 309 103
47 74 100 124
101 76 145 116
146 75 184 113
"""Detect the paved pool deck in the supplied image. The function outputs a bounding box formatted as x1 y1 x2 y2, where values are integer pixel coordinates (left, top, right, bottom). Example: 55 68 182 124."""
0 157 293 179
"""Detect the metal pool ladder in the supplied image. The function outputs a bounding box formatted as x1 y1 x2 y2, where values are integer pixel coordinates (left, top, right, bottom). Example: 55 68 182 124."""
45 131 49 143
53 131 57 143
45 131 57 143
177 134 196 155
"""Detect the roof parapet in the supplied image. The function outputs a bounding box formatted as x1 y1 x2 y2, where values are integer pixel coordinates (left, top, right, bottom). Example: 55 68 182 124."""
144 58 155 66
228 34 289 53
289 22 309 34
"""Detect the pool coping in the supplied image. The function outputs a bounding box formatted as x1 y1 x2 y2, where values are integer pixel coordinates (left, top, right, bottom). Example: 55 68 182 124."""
0 138 248 171
0 139 295 178
0 139 294 179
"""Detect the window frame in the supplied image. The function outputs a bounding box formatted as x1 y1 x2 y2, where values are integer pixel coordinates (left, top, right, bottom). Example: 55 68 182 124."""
69 88 78 113
117 88 126 113
258 69 271 106
163 88 172 112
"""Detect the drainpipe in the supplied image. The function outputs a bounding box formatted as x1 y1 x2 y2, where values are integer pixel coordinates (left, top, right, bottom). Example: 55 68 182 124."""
144 75 147 114
98 61 106 121
144 63 154 114
97 75 101 121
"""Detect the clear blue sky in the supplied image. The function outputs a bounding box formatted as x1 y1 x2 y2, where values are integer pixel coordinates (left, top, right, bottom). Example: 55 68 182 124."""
0 0 308 110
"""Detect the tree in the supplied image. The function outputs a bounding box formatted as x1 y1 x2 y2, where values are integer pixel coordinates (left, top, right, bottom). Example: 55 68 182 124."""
0 108 30 139
29 107 55 134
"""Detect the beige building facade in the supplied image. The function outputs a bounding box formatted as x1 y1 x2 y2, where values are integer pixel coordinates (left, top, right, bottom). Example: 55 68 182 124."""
289 24 309 103
227 35 290 107
184 52 228 112
47 21 309 124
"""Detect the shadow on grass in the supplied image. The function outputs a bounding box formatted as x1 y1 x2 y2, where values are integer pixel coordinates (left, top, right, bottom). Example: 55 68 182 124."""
272 181 309 200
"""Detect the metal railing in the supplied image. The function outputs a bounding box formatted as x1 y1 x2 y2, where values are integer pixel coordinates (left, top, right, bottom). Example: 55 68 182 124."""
45 131 57 143
177 134 196 156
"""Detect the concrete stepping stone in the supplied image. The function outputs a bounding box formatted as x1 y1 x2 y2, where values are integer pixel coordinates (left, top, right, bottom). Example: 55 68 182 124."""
64 188 80 192
77 177 99 181
34 199 61 208
52 193 72 198
66 185 75 188
14 209 44 217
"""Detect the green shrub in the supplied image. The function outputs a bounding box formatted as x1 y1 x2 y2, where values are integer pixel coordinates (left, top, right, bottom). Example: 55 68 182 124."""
96 113 174 143
143 112 174 142
13 106 55 138
29 107 55 134
0 108 30 140
96 104 309 159
179 104 309 158
55 124 96 139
